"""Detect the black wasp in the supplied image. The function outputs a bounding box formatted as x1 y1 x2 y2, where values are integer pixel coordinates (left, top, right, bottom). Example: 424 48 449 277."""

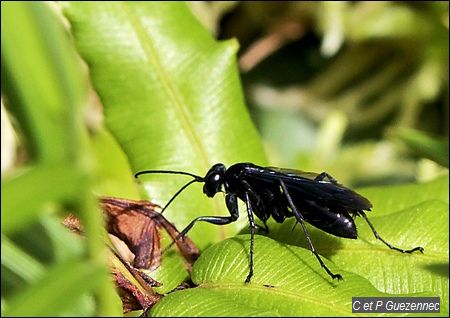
135 163 424 282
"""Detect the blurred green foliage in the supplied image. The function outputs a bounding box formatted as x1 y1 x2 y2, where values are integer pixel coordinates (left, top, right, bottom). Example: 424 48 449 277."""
211 1 449 184
63 1 267 250
1 1 448 317
1 2 121 315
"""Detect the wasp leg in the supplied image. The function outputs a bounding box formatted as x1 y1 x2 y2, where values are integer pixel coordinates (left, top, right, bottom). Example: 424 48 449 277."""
314 172 339 184
242 191 257 283
164 193 239 252
279 179 343 281
255 221 269 234
291 220 299 232
360 211 424 254
240 180 265 283
159 179 199 214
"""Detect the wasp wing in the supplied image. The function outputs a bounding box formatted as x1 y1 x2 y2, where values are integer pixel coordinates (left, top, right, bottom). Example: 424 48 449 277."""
266 167 322 180
242 165 372 212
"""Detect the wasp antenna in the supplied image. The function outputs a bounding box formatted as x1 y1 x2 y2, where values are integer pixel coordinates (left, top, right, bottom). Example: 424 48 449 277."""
134 169 204 182
134 169 204 214
159 178 200 214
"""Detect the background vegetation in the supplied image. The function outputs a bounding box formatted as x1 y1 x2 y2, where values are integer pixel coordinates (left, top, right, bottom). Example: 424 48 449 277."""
1 1 448 316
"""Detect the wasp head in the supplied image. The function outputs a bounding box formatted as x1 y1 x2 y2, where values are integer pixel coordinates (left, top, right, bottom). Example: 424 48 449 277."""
203 163 226 197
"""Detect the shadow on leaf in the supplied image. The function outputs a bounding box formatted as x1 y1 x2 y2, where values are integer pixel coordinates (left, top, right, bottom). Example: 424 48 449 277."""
421 262 449 279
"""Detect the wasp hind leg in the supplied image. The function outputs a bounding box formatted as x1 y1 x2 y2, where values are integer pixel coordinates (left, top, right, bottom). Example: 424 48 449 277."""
360 211 424 254
279 179 343 281
314 172 339 184
255 221 269 234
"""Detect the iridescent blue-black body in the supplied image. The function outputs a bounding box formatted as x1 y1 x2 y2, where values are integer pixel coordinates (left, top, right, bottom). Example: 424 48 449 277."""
215 162 372 239
137 161 422 283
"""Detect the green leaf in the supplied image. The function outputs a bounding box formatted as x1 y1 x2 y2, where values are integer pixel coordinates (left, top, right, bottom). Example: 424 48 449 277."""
146 250 190 295
328 200 448 310
1 164 84 234
151 175 448 316
2 2 121 315
358 174 449 215
261 178 449 315
1 235 45 284
151 235 435 317
1 1 86 163
38 214 84 262
347 2 430 40
1 216 84 300
389 127 449 168
141 230 194 295
63 2 267 248
90 127 141 200
4 259 105 317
